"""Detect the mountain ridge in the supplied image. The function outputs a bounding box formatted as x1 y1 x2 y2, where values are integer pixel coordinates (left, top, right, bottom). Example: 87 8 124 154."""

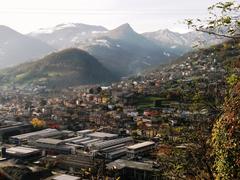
0 23 227 76
0 48 118 88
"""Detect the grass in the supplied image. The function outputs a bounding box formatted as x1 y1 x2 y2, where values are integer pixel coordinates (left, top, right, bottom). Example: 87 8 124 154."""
134 96 166 112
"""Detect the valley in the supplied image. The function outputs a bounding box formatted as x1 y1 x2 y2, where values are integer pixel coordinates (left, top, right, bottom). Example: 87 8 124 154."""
0 1 239 179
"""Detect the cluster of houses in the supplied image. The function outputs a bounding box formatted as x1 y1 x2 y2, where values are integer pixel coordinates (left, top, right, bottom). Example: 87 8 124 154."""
0 48 235 179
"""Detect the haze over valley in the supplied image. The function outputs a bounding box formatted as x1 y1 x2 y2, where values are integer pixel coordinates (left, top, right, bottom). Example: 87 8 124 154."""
0 22 224 87
0 1 239 180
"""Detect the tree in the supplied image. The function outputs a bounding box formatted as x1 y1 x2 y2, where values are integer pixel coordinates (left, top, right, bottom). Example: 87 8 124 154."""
186 1 240 40
31 118 46 128
210 81 240 179
185 1 240 179
226 73 239 87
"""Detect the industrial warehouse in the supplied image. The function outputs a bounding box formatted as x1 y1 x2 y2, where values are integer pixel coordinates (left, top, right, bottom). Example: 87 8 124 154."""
0 127 159 179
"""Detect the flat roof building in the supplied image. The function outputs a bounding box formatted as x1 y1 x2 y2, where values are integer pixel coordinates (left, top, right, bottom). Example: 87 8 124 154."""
6 146 41 158
77 129 94 136
127 141 155 159
90 137 133 151
0 124 33 141
127 141 155 150
10 128 61 144
31 138 75 155
71 137 91 144
106 147 127 160
107 159 161 180
62 136 89 143
50 174 81 180
86 132 118 140
36 138 64 146
89 137 133 159
42 154 103 173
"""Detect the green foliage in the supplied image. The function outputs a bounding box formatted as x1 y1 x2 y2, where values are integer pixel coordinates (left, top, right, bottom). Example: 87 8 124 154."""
186 1 240 40
135 95 165 111
185 2 240 179
210 82 240 179
226 74 239 87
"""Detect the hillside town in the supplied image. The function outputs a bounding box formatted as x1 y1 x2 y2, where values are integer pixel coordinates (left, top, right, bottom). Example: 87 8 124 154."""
0 40 238 179
0 0 239 179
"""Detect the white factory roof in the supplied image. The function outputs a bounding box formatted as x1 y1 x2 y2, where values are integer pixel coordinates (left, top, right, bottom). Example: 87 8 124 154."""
87 132 118 139
107 159 158 172
80 139 101 145
77 129 94 134
72 137 91 144
6 146 40 155
91 137 133 149
11 128 59 140
62 136 88 143
92 137 133 149
127 141 155 150
52 174 80 180
36 138 63 145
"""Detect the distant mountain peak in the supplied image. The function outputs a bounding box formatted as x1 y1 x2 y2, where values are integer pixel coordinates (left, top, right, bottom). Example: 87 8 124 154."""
155 28 180 35
107 23 137 39
118 23 132 29
158 28 171 32
113 23 134 32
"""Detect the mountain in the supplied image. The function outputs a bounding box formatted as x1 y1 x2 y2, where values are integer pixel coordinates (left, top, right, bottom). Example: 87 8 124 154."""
0 25 54 68
29 23 108 49
0 23 227 76
29 23 176 76
27 23 227 77
143 29 191 55
144 39 240 82
80 23 175 75
143 29 225 55
107 23 138 40
0 48 118 88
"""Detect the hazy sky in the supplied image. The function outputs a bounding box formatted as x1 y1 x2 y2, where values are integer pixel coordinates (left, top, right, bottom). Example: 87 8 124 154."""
0 0 233 34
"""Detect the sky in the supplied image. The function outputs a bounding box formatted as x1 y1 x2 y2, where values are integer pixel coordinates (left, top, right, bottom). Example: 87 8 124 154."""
0 0 234 34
